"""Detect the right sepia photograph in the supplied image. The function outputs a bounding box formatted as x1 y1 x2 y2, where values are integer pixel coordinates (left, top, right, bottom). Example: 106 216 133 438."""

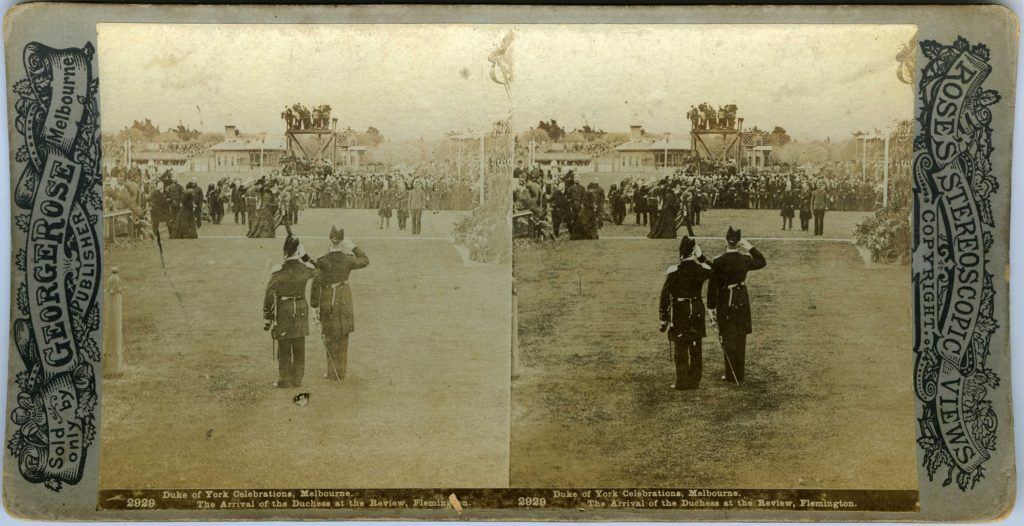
510 24 919 492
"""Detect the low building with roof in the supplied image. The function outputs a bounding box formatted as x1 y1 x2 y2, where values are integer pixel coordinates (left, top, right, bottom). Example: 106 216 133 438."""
746 145 773 168
613 138 692 172
534 151 593 170
129 150 189 170
209 125 286 172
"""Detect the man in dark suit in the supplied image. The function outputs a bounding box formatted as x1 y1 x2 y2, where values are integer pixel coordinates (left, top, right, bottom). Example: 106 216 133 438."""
690 191 703 226
550 185 567 237
563 172 586 239
231 182 246 224
811 184 828 236
707 227 767 384
660 236 713 390
263 234 317 388
311 226 370 380
633 183 648 226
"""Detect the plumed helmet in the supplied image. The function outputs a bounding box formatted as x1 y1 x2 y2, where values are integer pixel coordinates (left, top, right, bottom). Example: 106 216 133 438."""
283 234 300 257
329 225 345 244
726 226 741 245
678 236 695 257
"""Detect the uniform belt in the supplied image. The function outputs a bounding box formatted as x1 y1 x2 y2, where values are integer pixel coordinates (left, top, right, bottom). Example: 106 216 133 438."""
277 296 304 318
675 296 701 302
328 281 347 306
725 283 744 307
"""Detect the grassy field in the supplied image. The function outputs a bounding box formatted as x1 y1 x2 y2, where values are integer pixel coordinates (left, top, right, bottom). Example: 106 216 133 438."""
99 209 510 489
511 210 917 489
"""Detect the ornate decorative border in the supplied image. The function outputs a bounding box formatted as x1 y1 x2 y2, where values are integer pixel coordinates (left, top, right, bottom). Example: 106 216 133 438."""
7 42 102 491
913 37 1001 491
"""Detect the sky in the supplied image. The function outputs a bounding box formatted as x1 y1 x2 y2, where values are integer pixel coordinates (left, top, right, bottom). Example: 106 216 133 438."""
98 23 916 143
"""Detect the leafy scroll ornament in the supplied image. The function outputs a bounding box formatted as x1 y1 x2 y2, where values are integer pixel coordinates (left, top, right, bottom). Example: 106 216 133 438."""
7 42 101 492
913 36 1001 491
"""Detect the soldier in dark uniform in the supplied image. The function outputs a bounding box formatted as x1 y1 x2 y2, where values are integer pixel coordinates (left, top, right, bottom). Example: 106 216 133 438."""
707 227 767 384
310 226 370 380
263 235 317 388
659 236 713 390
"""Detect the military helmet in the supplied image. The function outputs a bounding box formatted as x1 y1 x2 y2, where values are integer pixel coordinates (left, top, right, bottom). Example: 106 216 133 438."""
283 235 300 257
678 236 696 257
726 226 741 245
329 225 345 244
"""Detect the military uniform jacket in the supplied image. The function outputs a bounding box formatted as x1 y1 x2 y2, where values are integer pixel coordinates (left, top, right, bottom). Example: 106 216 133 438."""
707 248 767 334
310 248 370 337
660 257 712 341
264 259 317 340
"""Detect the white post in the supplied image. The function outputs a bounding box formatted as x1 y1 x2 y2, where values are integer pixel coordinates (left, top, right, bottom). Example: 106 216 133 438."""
479 133 486 205
883 135 890 208
663 134 669 177
103 267 125 378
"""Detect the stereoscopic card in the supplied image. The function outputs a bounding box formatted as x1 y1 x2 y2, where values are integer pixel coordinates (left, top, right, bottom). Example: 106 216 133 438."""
1 3 1017 522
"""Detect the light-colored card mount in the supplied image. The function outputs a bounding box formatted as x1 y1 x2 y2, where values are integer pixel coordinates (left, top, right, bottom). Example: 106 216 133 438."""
1 3 1017 521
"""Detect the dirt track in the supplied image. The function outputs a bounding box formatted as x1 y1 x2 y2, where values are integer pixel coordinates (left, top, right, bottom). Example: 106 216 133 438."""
100 209 510 489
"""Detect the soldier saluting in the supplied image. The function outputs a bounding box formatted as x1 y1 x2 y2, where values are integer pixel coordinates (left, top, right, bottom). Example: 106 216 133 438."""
707 227 767 384
310 226 370 381
659 236 713 390
264 234 317 388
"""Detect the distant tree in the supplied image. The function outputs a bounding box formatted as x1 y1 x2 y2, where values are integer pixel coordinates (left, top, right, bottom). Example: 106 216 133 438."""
173 123 202 142
129 118 161 139
536 119 566 142
767 126 792 147
358 126 385 148
564 131 587 143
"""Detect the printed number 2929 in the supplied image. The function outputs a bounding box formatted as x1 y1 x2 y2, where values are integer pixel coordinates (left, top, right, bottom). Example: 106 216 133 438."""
126 498 156 508
517 497 546 507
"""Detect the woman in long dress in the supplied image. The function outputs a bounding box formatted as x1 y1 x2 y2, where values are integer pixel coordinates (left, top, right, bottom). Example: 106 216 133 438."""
650 185 680 239
247 188 280 238
174 188 199 239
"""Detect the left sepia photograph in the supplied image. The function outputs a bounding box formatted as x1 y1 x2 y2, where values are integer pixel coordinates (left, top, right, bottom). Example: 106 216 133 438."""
96 24 513 490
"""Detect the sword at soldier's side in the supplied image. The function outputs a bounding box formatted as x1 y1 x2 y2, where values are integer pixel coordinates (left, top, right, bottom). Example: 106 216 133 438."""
313 314 343 384
708 313 741 386
266 301 277 362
